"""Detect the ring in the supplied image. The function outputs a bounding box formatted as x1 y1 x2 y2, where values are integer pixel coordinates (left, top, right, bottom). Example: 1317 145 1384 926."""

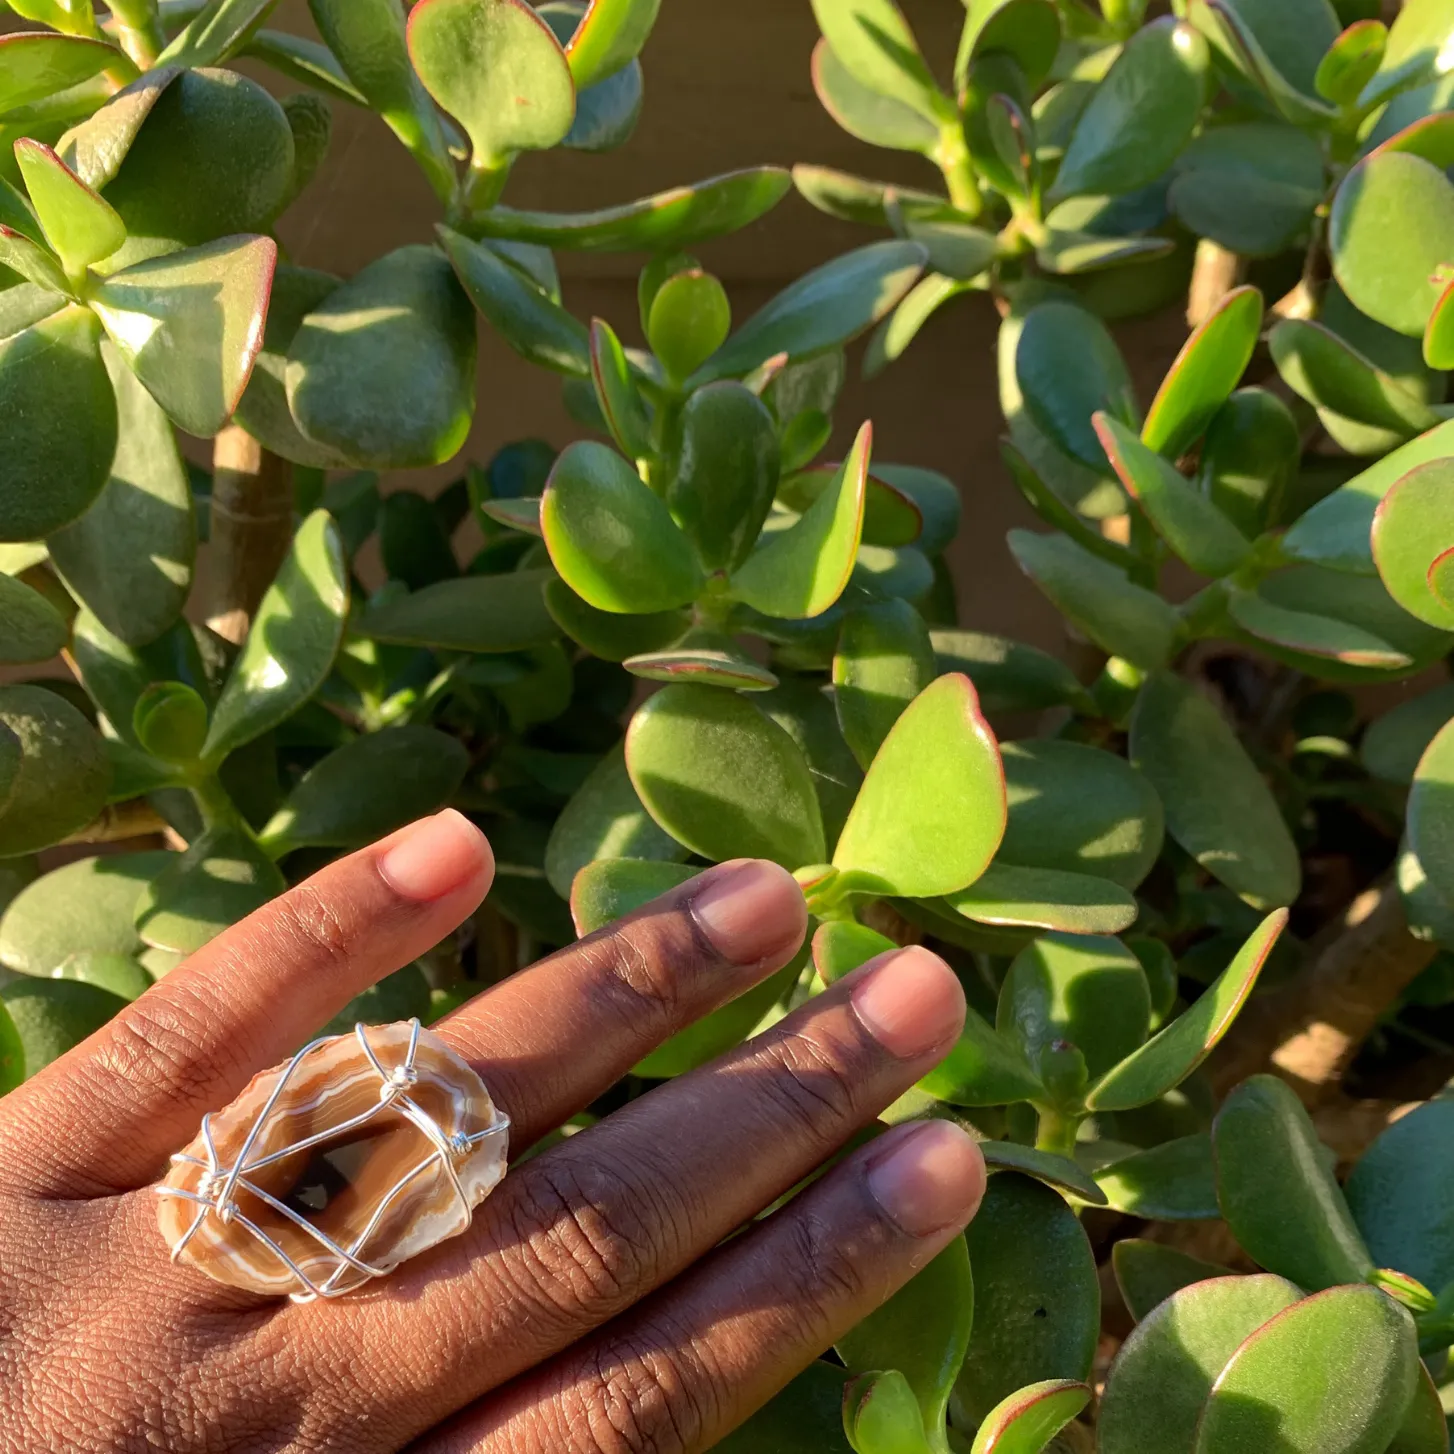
156 1019 510 1302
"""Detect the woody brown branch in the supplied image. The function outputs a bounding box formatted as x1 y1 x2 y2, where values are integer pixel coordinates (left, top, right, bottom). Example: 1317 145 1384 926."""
206 425 294 646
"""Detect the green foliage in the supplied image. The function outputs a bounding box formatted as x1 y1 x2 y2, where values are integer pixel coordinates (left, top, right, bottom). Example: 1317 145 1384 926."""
5 2 1454 1446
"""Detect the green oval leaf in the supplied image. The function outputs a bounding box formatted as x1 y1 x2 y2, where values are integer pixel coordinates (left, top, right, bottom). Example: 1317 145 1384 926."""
812 919 896 983
1086 910 1287 1112
690 241 926 388
408 0 574 169
810 0 952 127
1196 387 1300 538
1227 588 1414 673
1373 460 1454 630
0 998 22 1093
360 569 560 652
955 1173 1099 1426
0 305 116 541
286 244 476 469
811 36 939 153
1408 718 1454 948
562 0 660 91
918 1006 1045 1107
712 1363 852 1454
833 598 936 770
731 422 871 621
543 575 686 661
0 684 110 856
648 267 731 381
589 316 650 459
90 233 277 439
0 31 118 114
1364 684 1454 785
969 1379 1089 1454
1316 18 1387 103
14 138 125 276
624 645 779 692
1195 1285 1417 1454
0 851 171 976
1095 1134 1219 1221
1143 286 1264 460
626 683 827 869
833 673 1005 898
0 976 126 1078
1051 19 1209 204
1130 672 1302 910
1008 531 1180 670
133 681 207 761
259 727 469 856
946 862 1137 936
1213 1074 1375 1290
568 856 698 936
202 510 348 761
1112 1239 1233 1324
931 630 1089 715
1098 1274 1302 1454
0 571 66 664
542 441 701 613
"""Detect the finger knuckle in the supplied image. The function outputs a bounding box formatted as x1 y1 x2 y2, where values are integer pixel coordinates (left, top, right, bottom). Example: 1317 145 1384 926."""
566 1330 715 1454
85 990 243 1111
577 928 683 1040
781 1206 869 1332
269 883 358 974
755 1026 867 1146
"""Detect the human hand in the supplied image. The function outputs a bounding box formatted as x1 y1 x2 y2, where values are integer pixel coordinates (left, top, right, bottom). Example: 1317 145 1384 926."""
0 810 985 1453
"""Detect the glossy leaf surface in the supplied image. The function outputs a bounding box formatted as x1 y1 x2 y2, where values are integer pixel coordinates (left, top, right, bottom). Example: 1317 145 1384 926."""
1095 1134 1219 1221
14 139 125 276
1087 911 1286 1111
203 511 347 761
0 978 125 1078
833 674 1005 898
287 245 475 468
1130 673 1301 910
1213 1074 1375 1290
0 685 109 856
946 862 1136 936
1372 461 1454 630
0 32 116 114
833 599 935 770
626 684 826 869
969 1380 1088 1454
811 37 939 154
360 570 558 652
810 0 951 126
918 1007 1045 1107
563 0 660 90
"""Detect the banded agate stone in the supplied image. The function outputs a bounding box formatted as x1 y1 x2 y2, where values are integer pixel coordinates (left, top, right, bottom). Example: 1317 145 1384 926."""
157 1022 507 1298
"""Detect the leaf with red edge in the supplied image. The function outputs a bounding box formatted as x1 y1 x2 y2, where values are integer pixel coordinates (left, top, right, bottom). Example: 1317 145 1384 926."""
970 1379 1090 1454
1372 459 1454 630
564 0 661 90
13 139 125 277
0 31 122 115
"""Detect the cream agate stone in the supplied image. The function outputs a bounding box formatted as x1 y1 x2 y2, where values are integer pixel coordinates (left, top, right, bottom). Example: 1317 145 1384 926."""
157 1021 508 1300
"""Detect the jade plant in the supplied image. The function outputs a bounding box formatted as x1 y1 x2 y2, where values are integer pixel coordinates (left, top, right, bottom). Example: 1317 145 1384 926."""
3 1 1454 1453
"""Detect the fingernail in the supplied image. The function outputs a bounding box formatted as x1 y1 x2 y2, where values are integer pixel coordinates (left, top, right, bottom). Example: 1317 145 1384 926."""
867 1122 986 1237
850 947 966 1060
379 810 492 902
691 859 807 964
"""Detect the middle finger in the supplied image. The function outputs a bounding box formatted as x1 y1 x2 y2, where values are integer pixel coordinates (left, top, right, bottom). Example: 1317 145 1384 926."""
315 944 965 1444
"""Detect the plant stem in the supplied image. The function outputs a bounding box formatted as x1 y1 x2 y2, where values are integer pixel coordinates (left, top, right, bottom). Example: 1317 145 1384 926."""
936 126 983 219
1186 239 1246 329
1034 1107 1080 1158
206 425 294 645
105 0 165 68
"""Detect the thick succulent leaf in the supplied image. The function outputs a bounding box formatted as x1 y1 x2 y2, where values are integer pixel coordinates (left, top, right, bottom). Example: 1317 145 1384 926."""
669 382 778 573
812 920 895 983
440 225 589 376
259 728 469 856
14 139 125 276
1184 0 1339 122
810 0 953 127
1386 1364 1451 1454
781 466 923 552
1227 588 1414 673
997 932 1150 1084
542 441 701 613
203 511 348 761
377 490 458 592
624 646 778 691
811 37 939 153
999 740 1164 892
407 0 575 167
0 227 68 295
1363 684 1454 784
589 318 650 459
871 464 958 555
0 31 117 114
0 998 23 1092
838 1237 974 1440
918 1005 1045 1107
1143 286 1263 460
1130 673 1301 910
731 424 871 620
1360 0 1454 110
833 599 935 769
135 822 285 954
1283 418 1454 574
1112 1240 1233 1323
1086 911 1286 1111
1096 414 1250 578
1331 151 1454 339
561 0 660 91
93 69 294 265
1408 719 1454 940
1098 1274 1302 1454
544 577 686 661
1051 20 1208 203
360 570 559 652
864 272 972 376
833 674 1005 898
758 679 864 849
955 1173 1098 1426
0 851 170 975
1095 1133 1219 1221
647 268 732 381
626 684 826 869
931 630 1090 715
0 977 126 1078
1271 319 1441 436
1372 461 1454 630
1008 531 1180 670
0 572 66 664
946 862 1136 936
158 0 282 68
976 1141 1105 1205
0 684 110 856
1345 1099 1454 1297
47 341 194 647
568 858 696 939
1213 1074 1375 1290
712 1362 852 1454
1194 1286 1417 1454
309 0 453 200
1196 388 1300 538
1314 19 1387 105
69 612 209 750
690 242 926 388
0 305 116 541
465 167 791 252
1014 300 1136 471
1169 122 1324 257
543 743 687 900
969 1379 1089 1454
286 245 475 468
1424 276 1454 370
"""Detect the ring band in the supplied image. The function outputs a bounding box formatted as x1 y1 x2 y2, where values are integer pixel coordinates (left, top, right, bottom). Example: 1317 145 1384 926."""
157 1019 509 1302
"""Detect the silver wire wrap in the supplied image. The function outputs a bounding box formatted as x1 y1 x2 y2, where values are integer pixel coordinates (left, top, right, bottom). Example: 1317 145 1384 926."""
156 1018 510 1303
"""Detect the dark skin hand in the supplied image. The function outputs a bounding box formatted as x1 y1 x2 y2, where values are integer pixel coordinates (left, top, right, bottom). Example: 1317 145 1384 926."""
0 810 986 1452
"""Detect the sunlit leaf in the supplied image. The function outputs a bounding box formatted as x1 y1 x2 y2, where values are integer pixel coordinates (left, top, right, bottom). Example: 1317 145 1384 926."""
14 138 125 276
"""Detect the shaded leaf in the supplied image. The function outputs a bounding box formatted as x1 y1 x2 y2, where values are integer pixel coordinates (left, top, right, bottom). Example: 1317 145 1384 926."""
0 572 66 664
0 31 117 114
361 569 559 652
711 1362 852 1454
589 317 650 459
812 919 896 983
0 977 125 1077
811 37 939 153
833 599 935 769
0 684 110 856
158 0 282 69
810 0 952 126
1095 1133 1219 1220
567 856 696 936
931 629 1089 715
1111 1239 1233 1323
1362 683 1454 785
1196 387 1301 537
